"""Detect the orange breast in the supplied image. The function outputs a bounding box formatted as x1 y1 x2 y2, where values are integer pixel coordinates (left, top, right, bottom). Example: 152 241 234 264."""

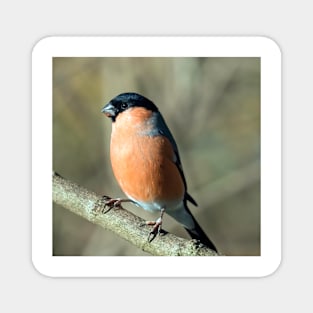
110 108 185 204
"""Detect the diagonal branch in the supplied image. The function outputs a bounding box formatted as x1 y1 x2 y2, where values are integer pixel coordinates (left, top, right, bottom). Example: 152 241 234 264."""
52 172 219 256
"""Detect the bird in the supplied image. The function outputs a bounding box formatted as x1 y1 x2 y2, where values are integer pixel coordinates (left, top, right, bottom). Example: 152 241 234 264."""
101 92 217 252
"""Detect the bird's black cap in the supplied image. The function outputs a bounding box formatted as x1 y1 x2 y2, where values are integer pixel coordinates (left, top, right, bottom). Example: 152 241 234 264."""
101 92 159 122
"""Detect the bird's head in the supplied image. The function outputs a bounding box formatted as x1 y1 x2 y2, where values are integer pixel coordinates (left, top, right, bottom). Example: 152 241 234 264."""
101 92 158 122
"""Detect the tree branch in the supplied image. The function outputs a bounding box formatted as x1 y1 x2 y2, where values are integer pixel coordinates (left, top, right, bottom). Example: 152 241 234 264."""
52 172 219 256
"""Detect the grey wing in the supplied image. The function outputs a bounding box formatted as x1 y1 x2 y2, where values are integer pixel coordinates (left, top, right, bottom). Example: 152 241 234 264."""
154 112 198 207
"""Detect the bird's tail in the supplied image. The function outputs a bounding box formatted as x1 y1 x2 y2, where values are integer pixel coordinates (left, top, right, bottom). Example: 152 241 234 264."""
184 208 218 253
167 202 218 252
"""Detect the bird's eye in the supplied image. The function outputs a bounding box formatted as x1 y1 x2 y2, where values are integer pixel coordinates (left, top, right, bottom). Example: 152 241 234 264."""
121 102 128 109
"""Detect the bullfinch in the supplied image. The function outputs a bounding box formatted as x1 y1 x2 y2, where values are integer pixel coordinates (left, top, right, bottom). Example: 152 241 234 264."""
101 92 217 252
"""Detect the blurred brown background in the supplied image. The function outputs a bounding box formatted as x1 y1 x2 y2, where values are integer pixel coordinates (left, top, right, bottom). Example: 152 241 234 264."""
53 57 260 256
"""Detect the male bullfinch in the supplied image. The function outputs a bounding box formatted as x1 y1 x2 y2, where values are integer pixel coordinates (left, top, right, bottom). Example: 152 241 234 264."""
101 92 217 252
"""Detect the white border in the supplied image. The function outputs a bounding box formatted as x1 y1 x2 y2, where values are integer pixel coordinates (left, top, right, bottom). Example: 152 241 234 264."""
32 37 281 277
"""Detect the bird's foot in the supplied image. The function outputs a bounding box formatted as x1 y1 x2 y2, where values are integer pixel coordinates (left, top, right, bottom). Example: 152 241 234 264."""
141 208 165 242
93 196 130 214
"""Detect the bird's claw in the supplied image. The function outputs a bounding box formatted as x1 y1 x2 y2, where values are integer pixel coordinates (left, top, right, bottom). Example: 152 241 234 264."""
147 231 157 243
93 196 123 214
147 222 163 242
144 211 164 242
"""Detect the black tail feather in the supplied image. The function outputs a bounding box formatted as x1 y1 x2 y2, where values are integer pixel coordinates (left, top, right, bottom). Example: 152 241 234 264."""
185 226 217 252
184 207 218 253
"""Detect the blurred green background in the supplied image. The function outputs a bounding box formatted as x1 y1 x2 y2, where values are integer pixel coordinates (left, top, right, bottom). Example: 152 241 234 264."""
53 57 260 256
